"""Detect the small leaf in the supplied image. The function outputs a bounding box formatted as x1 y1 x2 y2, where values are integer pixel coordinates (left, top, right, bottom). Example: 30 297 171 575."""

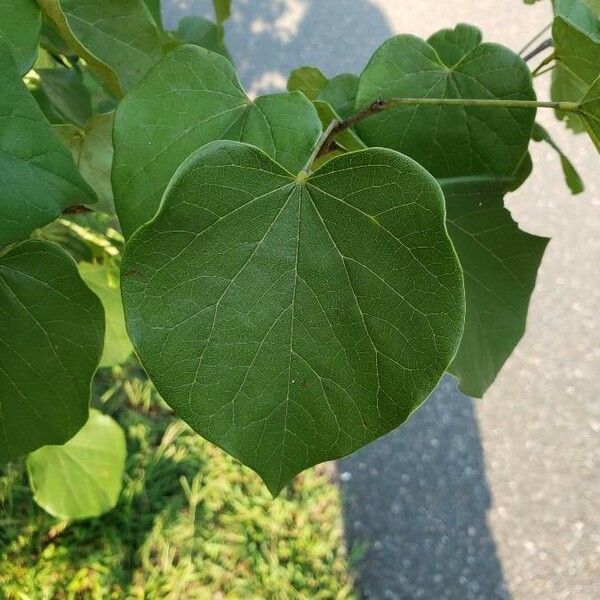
113 45 322 237
317 74 359 119
0 240 105 463
427 23 482 68
27 409 126 520
441 178 549 397
121 141 465 495
38 0 164 97
577 73 600 150
80 261 132 367
0 42 96 247
55 113 116 214
287 66 328 100
36 67 92 127
213 0 232 24
532 122 585 193
313 101 366 152
175 16 231 60
0 0 41 75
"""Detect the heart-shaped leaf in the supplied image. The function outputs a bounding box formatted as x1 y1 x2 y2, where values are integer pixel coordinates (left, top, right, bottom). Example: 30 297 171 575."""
0 43 96 247
80 261 132 367
121 141 465 494
0 240 104 463
39 0 164 97
27 409 126 519
112 45 322 237
354 27 542 396
0 0 41 75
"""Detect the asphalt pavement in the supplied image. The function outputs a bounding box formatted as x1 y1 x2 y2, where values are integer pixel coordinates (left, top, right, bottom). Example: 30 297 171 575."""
163 2 600 598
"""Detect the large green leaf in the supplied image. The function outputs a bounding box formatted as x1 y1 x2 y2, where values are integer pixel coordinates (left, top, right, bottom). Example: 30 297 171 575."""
174 16 231 60
112 45 322 237
36 67 92 127
80 261 132 367
0 0 41 75
355 28 541 396
38 0 164 97
355 29 536 178
55 113 115 215
27 409 126 519
0 43 96 247
121 141 465 495
0 240 104 463
441 178 549 397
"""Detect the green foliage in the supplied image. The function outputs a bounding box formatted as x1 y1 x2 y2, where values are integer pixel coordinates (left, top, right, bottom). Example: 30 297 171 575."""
112 45 322 237
27 409 126 520
121 141 464 493
0 373 355 598
0 240 104 462
0 0 41 75
0 0 599 503
0 42 95 246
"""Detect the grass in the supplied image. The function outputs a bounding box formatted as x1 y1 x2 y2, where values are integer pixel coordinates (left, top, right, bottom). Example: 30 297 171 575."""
0 366 356 599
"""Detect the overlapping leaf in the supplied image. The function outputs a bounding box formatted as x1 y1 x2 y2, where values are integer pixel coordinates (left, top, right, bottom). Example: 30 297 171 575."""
0 43 95 247
112 45 322 237
354 25 543 396
121 141 465 494
577 73 600 148
38 0 165 97
0 240 104 463
27 409 126 519
0 0 41 75
174 16 231 60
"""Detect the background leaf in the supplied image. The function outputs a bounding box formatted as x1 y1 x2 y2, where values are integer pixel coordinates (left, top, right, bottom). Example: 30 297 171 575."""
287 66 328 100
0 240 104 463
38 0 165 97
0 42 95 247
27 409 126 519
0 0 41 75
121 141 465 494
112 45 322 237
213 0 232 24
175 16 231 60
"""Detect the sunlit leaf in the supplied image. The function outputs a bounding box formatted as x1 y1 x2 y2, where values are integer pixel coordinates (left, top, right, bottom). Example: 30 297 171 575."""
287 66 328 100
27 409 126 519
0 42 95 247
0 240 104 463
113 45 322 237
121 141 465 494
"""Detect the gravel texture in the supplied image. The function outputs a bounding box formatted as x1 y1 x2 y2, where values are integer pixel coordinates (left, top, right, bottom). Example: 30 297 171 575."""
163 2 600 598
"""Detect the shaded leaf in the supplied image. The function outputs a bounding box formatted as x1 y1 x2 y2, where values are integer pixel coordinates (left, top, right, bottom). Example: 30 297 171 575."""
144 0 163 29
175 16 231 60
38 0 164 97
27 409 126 519
532 122 584 193
55 113 115 214
441 178 549 397
313 101 366 152
213 0 232 24
0 240 104 463
0 0 41 75
37 67 92 127
79 261 131 367
121 141 465 495
0 43 95 247
317 74 359 119
577 72 600 149
113 45 322 237
287 66 328 100
551 63 587 131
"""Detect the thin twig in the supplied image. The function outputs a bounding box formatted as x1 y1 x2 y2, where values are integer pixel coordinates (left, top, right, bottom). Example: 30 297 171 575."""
523 38 553 62
519 24 551 55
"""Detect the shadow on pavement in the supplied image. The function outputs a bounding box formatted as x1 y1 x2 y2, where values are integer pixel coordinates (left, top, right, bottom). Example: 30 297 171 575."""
161 2 510 598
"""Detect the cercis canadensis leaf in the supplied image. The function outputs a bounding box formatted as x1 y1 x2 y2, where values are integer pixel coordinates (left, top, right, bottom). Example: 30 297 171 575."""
112 45 322 237
0 0 41 75
38 0 165 97
577 73 600 150
121 141 465 495
27 409 126 520
0 42 96 247
174 16 232 61
0 240 105 463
